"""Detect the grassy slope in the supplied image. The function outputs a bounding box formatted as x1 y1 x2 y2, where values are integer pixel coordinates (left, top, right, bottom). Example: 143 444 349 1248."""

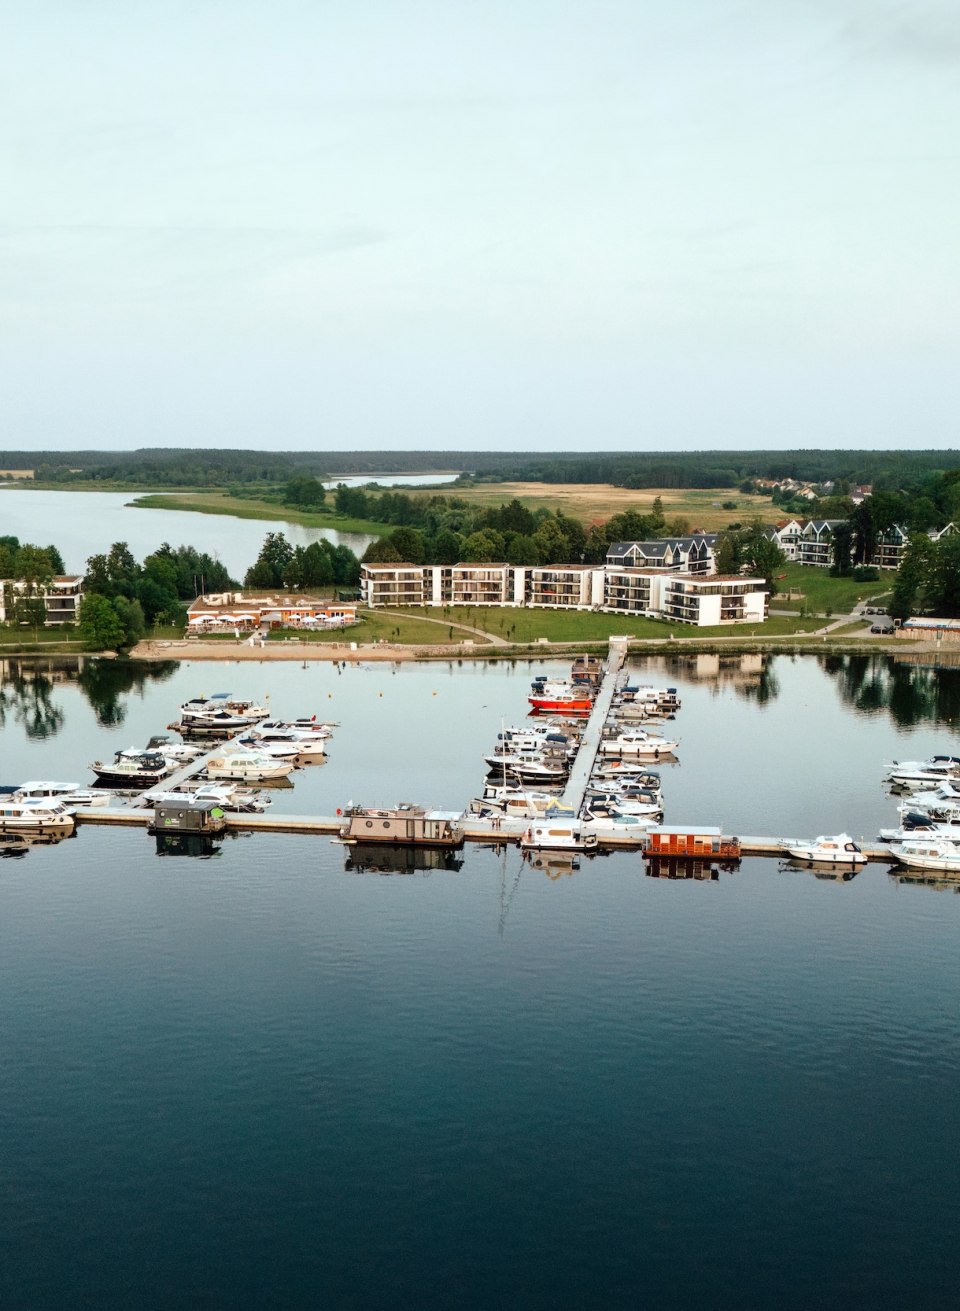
266 613 490 645
775 563 892 613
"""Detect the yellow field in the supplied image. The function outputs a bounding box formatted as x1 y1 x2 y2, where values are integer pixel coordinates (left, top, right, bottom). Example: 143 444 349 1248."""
411 482 775 529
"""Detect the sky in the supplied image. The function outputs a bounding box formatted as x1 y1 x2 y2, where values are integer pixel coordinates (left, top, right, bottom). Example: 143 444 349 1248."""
2 0 959 453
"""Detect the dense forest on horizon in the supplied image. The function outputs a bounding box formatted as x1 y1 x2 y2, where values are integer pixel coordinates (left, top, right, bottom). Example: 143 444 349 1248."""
1 447 958 490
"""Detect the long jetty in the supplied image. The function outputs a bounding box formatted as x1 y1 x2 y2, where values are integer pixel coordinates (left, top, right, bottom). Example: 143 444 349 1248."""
559 636 629 811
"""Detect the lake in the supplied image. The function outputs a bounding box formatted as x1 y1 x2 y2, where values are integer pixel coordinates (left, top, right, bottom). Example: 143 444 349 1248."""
1 651 959 1308
0 488 377 580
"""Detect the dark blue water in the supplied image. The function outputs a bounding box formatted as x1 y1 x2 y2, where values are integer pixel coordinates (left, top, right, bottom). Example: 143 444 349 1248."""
1 653 959 1308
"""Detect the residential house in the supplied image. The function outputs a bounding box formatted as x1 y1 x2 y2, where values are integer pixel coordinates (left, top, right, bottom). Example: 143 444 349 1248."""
797 521 846 568
0 575 84 626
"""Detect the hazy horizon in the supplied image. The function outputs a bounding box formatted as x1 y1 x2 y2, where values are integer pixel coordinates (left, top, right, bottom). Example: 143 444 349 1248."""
4 1 959 453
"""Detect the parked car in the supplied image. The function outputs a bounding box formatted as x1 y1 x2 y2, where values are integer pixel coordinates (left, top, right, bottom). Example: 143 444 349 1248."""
871 622 894 634
864 606 887 615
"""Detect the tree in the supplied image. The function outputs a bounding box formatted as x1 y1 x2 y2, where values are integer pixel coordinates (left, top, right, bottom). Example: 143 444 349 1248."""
740 532 786 598
830 523 853 575
714 535 739 576
461 529 504 562
112 595 146 646
245 532 294 589
889 533 936 621
429 529 463 566
78 593 126 651
505 534 539 566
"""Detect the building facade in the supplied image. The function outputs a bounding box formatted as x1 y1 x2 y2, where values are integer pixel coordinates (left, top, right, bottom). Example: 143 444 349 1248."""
361 562 768 627
0 576 84 626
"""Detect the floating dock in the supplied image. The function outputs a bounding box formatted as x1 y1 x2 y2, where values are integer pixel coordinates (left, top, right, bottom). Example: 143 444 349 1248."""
559 637 629 811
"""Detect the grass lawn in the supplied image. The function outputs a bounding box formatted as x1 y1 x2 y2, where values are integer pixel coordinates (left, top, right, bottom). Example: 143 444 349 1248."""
130 492 392 536
0 626 84 646
268 614 490 645
775 564 892 614
383 606 823 643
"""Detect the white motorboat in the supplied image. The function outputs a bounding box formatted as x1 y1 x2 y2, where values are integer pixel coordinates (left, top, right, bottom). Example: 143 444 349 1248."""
520 819 598 852
259 718 334 738
205 751 294 782
583 794 662 819
581 808 657 834
470 789 561 820
879 820 960 843
0 797 75 835
144 782 271 813
889 839 960 873
180 694 269 723
598 731 679 758
235 729 326 758
779 833 866 865
7 781 110 810
887 756 960 789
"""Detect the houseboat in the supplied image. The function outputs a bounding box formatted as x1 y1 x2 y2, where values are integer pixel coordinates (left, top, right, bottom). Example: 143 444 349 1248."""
645 826 741 860
520 820 599 852
150 799 228 837
338 804 464 848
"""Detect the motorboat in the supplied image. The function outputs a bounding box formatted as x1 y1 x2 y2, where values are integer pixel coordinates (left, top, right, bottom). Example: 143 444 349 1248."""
779 833 866 864
144 735 202 762
258 718 333 738
616 684 681 712
90 751 172 788
180 694 269 723
143 782 271 813
879 819 960 843
234 728 326 758
583 793 662 818
889 839 960 874
581 807 657 834
887 756 960 789
528 680 594 715
205 751 294 782
0 797 75 836
520 819 599 852
591 762 661 784
598 730 679 758
2 781 110 810
490 757 569 785
470 789 561 820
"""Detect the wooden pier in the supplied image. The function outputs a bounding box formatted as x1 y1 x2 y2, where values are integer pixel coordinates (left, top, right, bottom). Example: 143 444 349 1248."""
559 637 629 811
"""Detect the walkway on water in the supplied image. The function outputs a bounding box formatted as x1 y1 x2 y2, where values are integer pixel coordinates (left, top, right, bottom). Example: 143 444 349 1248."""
559 637 629 812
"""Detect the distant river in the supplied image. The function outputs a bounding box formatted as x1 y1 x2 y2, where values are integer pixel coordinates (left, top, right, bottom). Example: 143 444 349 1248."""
0 488 377 579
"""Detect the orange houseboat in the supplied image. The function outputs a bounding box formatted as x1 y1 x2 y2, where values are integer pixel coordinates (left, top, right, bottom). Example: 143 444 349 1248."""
644 826 741 861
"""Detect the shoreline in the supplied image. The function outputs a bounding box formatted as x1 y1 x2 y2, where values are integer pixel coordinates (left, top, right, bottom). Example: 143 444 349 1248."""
125 633 921 663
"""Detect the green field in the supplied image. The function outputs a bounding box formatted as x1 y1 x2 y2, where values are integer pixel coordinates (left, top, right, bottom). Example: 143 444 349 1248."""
775 564 891 614
130 492 391 537
268 613 491 645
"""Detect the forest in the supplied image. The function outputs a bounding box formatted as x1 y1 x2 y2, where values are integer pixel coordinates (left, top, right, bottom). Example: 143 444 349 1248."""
2 447 958 491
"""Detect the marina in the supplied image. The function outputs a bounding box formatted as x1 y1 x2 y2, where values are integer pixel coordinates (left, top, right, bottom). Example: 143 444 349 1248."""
4 648 960 1311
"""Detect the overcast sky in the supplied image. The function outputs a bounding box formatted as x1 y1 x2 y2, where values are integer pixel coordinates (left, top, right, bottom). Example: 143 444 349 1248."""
3 0 959 453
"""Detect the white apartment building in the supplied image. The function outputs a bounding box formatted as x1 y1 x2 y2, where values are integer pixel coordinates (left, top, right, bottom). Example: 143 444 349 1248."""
0 575 85 626
361 562 768 627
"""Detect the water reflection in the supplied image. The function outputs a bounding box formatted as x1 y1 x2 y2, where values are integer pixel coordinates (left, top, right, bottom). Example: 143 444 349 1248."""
0 664 64 740
0 831 72 858
343 842 465 874
780 858 861 883
645 855 739 881
823 654 960 728
0 656 178 734
154 831 223 859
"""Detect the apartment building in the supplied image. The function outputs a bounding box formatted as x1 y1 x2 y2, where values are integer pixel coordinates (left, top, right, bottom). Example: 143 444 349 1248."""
797 520 845 568
606 534 717 575
360 562 768 626
872 525 908 571
660 576 769 626
0 575 85 626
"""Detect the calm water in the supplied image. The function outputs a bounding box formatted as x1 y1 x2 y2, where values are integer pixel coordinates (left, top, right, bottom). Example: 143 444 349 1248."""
323 472 460 489
1 653 960 1308
0 489 376 580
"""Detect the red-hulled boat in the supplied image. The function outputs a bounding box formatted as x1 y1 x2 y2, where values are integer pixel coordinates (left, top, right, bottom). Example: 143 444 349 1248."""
528 691 594 714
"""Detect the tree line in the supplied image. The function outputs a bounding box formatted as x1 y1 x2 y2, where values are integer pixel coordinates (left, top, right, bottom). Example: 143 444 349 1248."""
5 446 958 492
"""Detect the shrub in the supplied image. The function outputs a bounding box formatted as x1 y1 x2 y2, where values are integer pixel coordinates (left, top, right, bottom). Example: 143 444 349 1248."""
852 565 880 582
